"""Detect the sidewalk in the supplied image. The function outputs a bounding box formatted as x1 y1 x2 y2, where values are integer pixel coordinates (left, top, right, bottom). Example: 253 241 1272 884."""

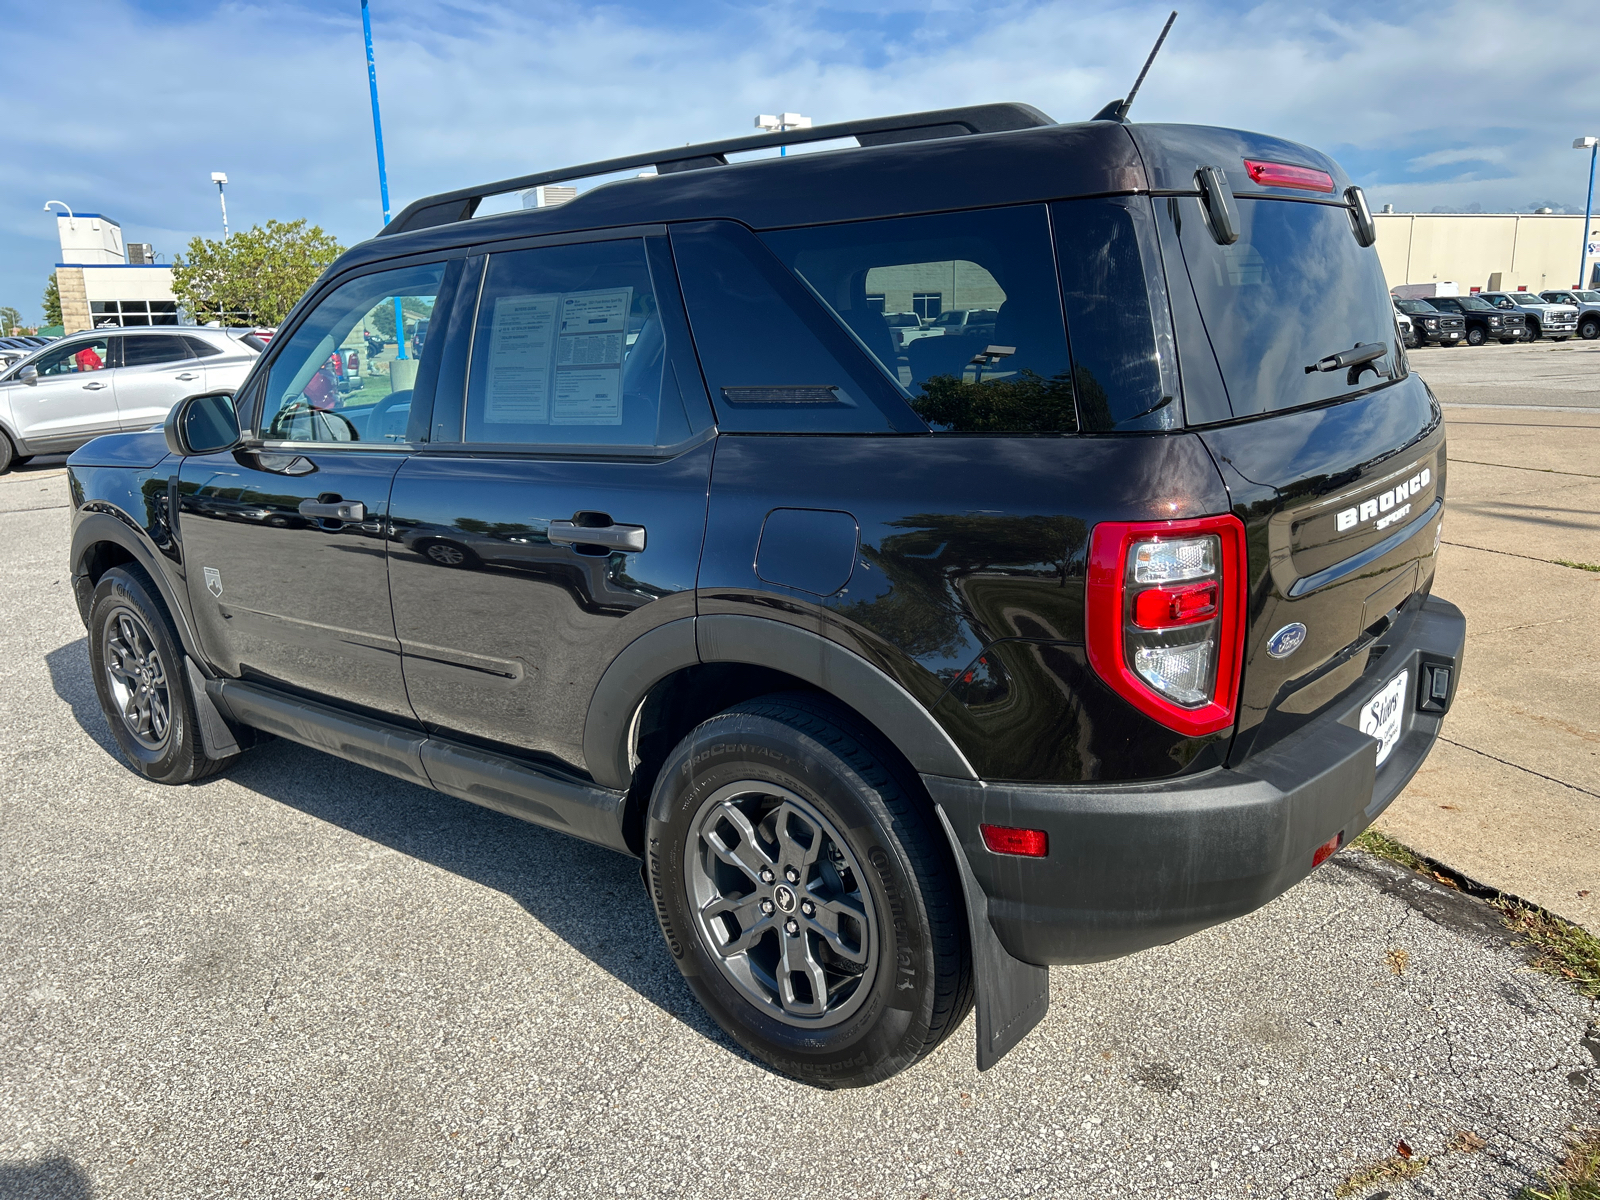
1376 404 1600 931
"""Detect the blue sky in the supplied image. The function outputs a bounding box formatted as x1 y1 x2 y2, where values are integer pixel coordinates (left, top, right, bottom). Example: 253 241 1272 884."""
0 0 1591 322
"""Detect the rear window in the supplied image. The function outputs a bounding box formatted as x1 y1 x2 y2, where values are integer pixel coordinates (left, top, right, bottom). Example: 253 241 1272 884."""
1174 197 1396 418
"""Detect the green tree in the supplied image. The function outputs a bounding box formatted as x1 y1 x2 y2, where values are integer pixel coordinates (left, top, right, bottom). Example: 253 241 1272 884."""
172 218 345 326
41 273 62 327
0 306 20 336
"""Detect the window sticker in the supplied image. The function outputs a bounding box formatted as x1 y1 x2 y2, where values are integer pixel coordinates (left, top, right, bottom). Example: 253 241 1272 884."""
482 287 631 426
483 294 558 423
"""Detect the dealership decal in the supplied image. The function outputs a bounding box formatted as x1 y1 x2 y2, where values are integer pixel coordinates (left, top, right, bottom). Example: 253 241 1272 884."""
1335 467 1430 534
203 567 223 597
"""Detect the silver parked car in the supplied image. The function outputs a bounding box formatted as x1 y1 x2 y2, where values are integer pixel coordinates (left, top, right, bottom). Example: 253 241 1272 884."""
0 327 260 472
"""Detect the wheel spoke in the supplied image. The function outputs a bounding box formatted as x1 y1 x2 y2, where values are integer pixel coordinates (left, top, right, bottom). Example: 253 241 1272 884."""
700 893 773 956
148 690 169 739
802 893 870 964
773 801 825 876
777 926 829 1017
703 802 776 885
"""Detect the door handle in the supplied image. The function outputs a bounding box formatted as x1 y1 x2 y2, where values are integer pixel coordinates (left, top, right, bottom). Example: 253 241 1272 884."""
82 381 108 390
298 499 366 521
547 519 646 552
175 372 199 381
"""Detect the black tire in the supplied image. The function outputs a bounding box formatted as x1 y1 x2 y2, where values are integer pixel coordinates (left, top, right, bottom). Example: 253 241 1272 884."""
1581 318 1600 340
0 431 14 474
12 455 32 467
1499 338 1518 344
88 566 235 785
645 692 973 1088
1466 326 1486 346
1527 324 1542 342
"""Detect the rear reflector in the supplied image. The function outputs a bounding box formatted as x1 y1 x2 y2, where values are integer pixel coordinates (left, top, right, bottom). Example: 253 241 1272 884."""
1243 158 1335 193
980 824 1049 858
1312 831 1344 869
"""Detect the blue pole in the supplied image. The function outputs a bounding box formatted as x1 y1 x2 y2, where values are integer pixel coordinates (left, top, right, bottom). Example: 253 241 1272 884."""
1581 143 1597 290
362 0 407 358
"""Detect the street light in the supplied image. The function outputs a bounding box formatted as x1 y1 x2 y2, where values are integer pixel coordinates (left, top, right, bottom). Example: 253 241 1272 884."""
1575 137 1597 288
756 112 812 157
211 172 230 238
43 200 75 230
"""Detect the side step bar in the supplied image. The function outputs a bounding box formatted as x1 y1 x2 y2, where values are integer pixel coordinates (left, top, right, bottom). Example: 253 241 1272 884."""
209 679 632 856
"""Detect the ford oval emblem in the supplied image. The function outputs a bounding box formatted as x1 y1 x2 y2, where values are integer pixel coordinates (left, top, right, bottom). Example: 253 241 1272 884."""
1267 623 1307 659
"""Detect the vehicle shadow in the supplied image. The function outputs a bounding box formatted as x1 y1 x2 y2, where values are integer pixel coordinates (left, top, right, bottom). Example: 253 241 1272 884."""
42 638 760 1072
0 1155 95 1199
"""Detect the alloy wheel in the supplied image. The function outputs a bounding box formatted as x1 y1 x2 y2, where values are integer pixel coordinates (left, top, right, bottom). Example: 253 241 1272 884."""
685 781 879 1028
102 607 171 751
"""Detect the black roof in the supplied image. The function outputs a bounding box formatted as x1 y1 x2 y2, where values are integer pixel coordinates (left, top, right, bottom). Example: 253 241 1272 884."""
328 103 1354 278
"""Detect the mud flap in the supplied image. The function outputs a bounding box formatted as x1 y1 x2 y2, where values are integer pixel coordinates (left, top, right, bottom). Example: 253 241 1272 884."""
184 658 241 760
935 805 1050 1070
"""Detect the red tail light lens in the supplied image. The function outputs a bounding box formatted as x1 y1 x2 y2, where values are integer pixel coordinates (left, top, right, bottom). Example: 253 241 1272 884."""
1085 515 1247 737
980 824 1049 857
1243 159 1335 193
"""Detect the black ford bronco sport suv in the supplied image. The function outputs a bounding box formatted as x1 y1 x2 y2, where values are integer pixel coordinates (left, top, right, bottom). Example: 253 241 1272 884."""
67 103 1464 1088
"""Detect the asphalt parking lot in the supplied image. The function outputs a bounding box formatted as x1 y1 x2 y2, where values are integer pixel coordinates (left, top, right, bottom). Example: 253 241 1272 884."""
2 347 1598 1198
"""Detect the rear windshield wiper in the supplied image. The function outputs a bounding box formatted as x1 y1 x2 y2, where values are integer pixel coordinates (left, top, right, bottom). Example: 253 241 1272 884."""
1305 341 1390 386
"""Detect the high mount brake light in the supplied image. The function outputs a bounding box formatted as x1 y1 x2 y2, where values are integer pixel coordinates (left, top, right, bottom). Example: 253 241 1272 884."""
1085 516 1247 737
1243 159 1335 193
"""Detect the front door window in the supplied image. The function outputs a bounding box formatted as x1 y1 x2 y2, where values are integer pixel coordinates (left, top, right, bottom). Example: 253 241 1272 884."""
260 262 446 445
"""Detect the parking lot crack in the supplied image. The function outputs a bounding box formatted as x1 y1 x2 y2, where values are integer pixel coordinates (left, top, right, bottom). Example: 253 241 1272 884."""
1439 736 1600 800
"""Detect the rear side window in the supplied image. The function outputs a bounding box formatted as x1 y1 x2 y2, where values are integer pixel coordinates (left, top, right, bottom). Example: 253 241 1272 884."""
121 334 194 367
461 238 697 448
671 221 925 434
1172 196 1396 418
761 206 1076 434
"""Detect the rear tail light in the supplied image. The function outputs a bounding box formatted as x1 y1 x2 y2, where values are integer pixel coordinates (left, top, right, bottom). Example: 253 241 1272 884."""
1243 158 1335 193
1086 516 1247 736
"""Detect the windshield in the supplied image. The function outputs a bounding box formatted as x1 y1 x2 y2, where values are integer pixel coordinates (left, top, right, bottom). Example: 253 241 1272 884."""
1456 296 1496 312
1395 300 1436 315
1578 291 1600 303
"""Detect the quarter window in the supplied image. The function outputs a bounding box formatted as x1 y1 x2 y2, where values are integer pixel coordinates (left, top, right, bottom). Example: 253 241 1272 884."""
261 261 446 444
761 205 1077 433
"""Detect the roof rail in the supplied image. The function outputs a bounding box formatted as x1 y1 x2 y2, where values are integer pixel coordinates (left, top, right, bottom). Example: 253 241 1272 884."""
379 102 1055 238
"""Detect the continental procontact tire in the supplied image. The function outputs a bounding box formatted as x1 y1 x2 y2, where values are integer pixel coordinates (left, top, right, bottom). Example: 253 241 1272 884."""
645 693 972 1087
88 566 233 785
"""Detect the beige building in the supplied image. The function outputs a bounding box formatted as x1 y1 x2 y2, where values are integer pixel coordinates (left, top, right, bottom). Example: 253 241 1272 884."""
51 211 177 333
1374 212 1597 293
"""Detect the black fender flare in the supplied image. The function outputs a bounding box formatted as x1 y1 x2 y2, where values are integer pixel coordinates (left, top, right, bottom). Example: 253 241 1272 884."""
582 613 977 791
70 510 206 666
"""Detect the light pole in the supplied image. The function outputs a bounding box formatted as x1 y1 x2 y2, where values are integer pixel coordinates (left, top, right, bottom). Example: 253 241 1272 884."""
1575 137 1598 289
361 0 407 359
756 112 812 157
43 200 75 230
211 172 229 238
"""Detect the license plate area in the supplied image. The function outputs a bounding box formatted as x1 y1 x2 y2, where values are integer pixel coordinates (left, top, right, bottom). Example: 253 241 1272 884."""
1359 670 1409 766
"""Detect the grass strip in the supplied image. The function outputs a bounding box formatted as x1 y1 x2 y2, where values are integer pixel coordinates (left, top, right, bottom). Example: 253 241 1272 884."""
1517 1128 1600 1200
1350 830 1600 998
1555 559 1600 573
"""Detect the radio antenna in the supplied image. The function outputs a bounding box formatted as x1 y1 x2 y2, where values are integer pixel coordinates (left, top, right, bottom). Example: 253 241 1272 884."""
1091 10 1177 123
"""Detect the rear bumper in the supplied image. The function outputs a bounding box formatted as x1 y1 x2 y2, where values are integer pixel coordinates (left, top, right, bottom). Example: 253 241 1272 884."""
925 594 1466 967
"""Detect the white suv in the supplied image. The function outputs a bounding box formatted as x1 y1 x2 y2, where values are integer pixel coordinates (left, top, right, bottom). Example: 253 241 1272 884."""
0 327 260 472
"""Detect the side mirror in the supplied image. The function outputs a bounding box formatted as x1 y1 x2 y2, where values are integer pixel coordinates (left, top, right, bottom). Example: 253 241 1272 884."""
164 391 240 457
20 365 38 386
1345 185 1378 248
1195 166 1239 246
